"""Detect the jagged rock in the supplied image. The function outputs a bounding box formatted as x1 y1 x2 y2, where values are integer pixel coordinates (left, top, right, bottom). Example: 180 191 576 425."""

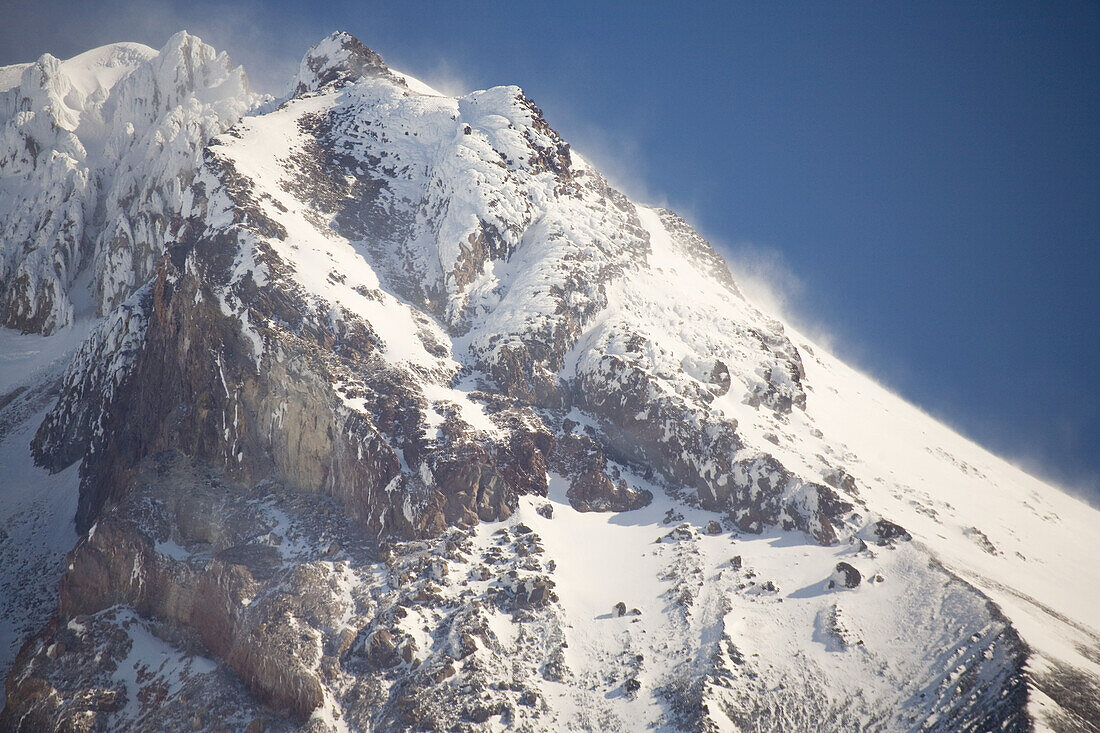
870 519 912 546
432 662 455 684
964 526 1001 556
366 629 400 669
710 455 850 545
822 468 860 497
664 524 694 542
552 433 651 512
512 577 555 610
292 32 395 96
613 601 627 617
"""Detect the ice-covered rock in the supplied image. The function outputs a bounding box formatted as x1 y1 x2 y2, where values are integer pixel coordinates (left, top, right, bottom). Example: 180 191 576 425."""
0 33 259 334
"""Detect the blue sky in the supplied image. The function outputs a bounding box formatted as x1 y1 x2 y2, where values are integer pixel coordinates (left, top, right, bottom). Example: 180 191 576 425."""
2 1 1097 500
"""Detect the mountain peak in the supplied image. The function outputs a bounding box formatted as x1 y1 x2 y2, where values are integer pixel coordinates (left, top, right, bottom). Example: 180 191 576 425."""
291 31 398 96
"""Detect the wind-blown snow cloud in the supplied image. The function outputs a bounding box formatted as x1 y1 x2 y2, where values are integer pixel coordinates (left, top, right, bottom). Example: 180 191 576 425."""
714 237 1100 507
405 59 473 98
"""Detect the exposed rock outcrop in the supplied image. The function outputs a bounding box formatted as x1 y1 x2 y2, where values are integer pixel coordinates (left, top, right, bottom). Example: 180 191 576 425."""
829 562 862 589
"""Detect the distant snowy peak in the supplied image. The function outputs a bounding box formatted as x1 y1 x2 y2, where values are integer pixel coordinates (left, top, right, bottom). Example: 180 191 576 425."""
0 42 156 126
105 32 253 130
48 42 157 92
0 32 259 334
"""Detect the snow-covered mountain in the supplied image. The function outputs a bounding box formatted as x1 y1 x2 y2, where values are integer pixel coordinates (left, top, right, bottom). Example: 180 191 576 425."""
0 31 1097 732
0 32 258 335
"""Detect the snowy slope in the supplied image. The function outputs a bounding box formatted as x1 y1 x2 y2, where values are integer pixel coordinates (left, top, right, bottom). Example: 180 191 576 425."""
0 31 1097 732
796 337 1100 726
0 324 88 702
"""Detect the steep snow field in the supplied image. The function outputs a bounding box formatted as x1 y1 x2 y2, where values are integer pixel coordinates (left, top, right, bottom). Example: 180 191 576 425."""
0 324 91 704
797 337 1100 725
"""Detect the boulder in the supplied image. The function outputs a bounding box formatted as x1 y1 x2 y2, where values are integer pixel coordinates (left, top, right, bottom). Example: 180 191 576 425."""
871 519 911 546
829 562 862 589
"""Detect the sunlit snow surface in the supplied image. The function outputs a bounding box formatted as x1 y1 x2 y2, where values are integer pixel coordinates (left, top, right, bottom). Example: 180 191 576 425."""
0 34 259 334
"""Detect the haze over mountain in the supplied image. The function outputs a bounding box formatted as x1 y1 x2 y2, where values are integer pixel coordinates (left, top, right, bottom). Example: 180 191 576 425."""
0 30 1097 732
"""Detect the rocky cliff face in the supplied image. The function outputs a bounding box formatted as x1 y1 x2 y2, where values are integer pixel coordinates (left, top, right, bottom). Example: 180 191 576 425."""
1 31 1099 732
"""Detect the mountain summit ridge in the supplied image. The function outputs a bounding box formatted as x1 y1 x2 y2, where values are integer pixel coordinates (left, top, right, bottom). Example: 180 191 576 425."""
292 31 398 97
0 31 1097 732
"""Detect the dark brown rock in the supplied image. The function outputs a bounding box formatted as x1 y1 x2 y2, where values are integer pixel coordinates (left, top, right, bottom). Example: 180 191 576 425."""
552 432 651 512
871 519 912 546
830 562 862 589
